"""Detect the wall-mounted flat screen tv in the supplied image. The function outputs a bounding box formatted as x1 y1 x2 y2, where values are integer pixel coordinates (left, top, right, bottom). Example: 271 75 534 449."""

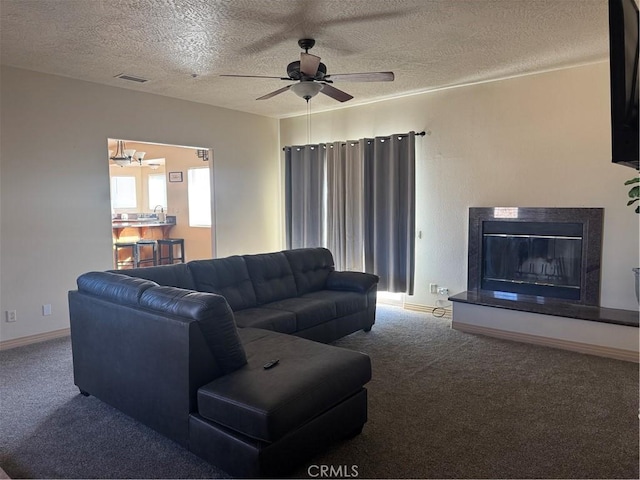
609 0 639 169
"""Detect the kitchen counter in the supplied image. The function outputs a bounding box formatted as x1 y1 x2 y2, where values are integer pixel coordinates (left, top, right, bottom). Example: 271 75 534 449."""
112 220 175 240
112 221 173 227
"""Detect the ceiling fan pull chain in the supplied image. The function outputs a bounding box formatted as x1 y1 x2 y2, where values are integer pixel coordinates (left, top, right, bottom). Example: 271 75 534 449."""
307 101 311 144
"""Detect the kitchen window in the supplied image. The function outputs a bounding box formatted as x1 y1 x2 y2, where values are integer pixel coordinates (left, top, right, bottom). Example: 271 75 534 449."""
110 176 137 209
148 174 167 210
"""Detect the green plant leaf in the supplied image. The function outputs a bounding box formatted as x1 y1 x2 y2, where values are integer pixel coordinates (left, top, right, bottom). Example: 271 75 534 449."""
624 177 640 213
624 177 640 185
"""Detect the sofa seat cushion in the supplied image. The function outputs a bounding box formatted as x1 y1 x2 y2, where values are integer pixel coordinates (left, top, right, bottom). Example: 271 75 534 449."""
233 308 296 334
197 328 371 442
262 298 336 331
301 290 367 317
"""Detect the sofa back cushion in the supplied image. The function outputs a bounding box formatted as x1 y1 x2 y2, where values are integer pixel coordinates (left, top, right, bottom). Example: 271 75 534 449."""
77 271 157 306
282 247 335 295
243 252 298 305
110 263 196 290
187 257 257 311
140 286 247 374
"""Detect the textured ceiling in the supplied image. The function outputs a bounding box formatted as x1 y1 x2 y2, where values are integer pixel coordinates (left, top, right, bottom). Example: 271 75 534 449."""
1 0 609 118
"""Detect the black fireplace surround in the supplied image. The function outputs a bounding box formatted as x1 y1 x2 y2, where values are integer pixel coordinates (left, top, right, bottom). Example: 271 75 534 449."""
468 207 604 306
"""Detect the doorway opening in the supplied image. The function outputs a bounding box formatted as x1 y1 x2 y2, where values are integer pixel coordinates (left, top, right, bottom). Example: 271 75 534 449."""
108 138 214 269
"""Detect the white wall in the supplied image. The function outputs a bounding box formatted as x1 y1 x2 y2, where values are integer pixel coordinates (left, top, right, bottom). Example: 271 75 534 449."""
0 66 281 342
280 62 640 311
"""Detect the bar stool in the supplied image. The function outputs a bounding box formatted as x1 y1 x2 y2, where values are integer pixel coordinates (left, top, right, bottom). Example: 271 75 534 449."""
114 242 137 269
136 239 158 267
157 238 185 265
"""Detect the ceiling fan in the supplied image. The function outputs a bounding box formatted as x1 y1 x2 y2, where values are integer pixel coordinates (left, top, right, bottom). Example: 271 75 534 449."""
221 39 394 103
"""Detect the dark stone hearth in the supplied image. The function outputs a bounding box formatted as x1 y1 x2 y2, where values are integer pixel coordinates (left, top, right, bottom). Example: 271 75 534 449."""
450 291 638 328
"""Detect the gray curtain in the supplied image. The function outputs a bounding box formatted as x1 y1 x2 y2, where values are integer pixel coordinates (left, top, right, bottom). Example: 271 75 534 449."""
285 131 416 294
285 145 325 249
326 141 365 271
364 132 416 294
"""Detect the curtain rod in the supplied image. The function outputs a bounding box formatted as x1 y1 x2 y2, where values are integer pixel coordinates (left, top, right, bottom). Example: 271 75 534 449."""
395 130 426 138
283 130 427 151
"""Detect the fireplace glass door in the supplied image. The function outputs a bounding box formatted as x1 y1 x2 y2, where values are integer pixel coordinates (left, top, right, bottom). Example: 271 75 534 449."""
481 221 583 300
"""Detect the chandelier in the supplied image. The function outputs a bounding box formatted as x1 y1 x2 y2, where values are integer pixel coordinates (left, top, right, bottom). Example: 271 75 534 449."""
110 140 145 166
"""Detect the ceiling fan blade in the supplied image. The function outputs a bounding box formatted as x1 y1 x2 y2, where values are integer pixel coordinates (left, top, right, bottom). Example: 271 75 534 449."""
319 83 353 103
256 85 292 100
300 53 321 77
221 74 292 80
324 72 395 82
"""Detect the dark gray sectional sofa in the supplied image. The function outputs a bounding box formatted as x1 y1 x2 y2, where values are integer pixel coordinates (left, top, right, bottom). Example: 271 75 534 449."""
68 247 378 477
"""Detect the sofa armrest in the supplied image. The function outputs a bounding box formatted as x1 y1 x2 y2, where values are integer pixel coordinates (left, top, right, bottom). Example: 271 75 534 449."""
326 271 379 293
140 286 248 374
75 271 247 375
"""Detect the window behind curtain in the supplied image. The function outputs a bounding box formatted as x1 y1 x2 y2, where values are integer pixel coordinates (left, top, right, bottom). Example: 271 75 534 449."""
188 167 211 227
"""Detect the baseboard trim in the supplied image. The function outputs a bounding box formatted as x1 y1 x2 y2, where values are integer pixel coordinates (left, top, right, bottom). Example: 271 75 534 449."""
0 328 70 351
452 321 639 363
6 316 632 361
377 297 404 307
404 302 452 319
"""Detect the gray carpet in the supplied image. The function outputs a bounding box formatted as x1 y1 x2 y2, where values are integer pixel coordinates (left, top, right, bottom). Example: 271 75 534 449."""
1 306 638 479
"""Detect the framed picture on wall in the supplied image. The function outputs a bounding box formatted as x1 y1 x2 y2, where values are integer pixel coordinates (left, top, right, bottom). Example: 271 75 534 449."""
168 172 183 183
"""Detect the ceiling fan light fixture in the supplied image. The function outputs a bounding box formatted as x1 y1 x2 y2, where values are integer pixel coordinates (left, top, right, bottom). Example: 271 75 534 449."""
290 81 323 101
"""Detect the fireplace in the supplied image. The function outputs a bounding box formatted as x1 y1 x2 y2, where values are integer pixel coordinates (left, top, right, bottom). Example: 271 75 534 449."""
451 207 636 361
468 207 604 306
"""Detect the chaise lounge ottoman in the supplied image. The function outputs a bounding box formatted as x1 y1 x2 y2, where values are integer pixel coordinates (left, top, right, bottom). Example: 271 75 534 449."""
191 328 371 477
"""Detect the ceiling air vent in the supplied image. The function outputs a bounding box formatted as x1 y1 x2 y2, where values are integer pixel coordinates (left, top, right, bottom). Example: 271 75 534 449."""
114 73 148 83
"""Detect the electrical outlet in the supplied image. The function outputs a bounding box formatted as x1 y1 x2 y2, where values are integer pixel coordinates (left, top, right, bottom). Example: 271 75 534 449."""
437 287 449 295
5 310 16 322
429 283 438 294
43 304 52 316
